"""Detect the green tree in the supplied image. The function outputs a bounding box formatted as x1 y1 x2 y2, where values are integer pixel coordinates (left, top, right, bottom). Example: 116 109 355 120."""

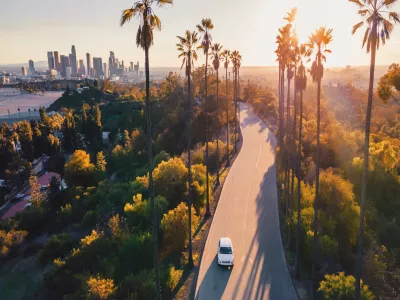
121 1 173 294
176 30 199 266
64 150 96 187
349 1 400 297
319 272 374 300
96 151 107 172
378 63 400 103
160 202 199 257
86 275 117 300
306 26 333 297
197 18 214 217
29 173 43 207
210 43 223 186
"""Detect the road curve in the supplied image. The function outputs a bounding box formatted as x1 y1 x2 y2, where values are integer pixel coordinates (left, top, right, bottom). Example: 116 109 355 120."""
195 103 297 300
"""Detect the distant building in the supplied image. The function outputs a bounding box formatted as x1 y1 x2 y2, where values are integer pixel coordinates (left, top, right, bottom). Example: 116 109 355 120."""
109 51 116 76
86 53 92 77
103 62 108 79
21 66 28 76
47 51 55 70
130 62 134 71
61 55 70 77
50 69 57 79
54 51 61 72
70 45 78 76
134 61 139 74
139 71 143 77
66 66 72 78
115 68 124 77
78 59 85 75
28 60 35 75
93 57 103 78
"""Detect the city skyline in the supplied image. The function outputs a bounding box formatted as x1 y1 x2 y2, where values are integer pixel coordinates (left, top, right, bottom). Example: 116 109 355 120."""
0 0 399 68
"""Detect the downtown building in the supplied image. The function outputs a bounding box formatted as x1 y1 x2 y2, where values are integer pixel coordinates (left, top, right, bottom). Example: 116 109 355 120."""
93 57 103 78
86 53 92 77
69 45 78 77
47 52 55 70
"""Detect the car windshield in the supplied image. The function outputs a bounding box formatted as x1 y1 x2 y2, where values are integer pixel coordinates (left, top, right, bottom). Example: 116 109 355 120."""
219 246 232 254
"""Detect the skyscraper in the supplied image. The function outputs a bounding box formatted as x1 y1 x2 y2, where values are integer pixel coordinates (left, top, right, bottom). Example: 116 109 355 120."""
21 66 28 76
86 53 92 77
130 62 134 72
28 60 35 75
109 51 116 76
60 55 70 77
54 51 61 72
47 52 55 70
134 61 139 74
93 57 103 78
78 59 86 75
66 67 72 78
70 45 77 76
103 63 108 79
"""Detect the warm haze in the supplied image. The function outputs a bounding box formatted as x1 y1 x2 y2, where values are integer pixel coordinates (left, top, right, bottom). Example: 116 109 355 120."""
0 0 399 67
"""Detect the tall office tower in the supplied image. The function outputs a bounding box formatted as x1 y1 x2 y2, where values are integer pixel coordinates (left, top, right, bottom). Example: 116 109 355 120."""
109 51 116 76
66 67 72 78
134 61 139 74
78 59 86 75
86 53 92 77
130 62 134 72
69 46 78 76
28 60 35 75
115 58 119 68
61 55 70 77
47 51 55 70
21 66 28 76
121 60 125 70
93 57 103 78
54 51 61 72
103 63 108 79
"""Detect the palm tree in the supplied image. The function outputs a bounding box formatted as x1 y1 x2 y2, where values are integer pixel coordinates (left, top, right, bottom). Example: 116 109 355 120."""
120 1 172 297
34 108 37 117
349 1 399 298
294 43 308 279
221 50 231 166
306 26 333 298
230 50 241 153
197 18 214 217
211 42 223 186
28 108 31 118
18 108 20 119
176 30 199 267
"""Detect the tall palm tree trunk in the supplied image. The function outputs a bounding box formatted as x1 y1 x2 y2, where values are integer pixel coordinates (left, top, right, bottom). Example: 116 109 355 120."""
289 67 297 248
238 67 241 141
354 24 377 300
285 71 291 219
312 58 322 299
234 68 238 153
226 68 230 167
295 88 303 278
144 45 160 299
280 67 286 213
187 64 194 267
216 69 220 186
205 53 211 217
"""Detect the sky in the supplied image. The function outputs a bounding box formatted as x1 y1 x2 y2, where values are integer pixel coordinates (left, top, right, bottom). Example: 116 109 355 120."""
0 0 399 68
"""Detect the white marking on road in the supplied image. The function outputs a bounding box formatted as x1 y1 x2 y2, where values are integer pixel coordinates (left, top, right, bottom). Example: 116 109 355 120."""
255 144 262 169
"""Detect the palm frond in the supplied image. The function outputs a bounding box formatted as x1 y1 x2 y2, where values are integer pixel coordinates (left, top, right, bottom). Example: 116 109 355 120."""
349 0 365 7
150 14 162 30
362 27 370 48
352 21 364 34
384 0 398 6
196 25 204 32
157 0 173 6
358 9 369 16
136 26 142 47
120 8 138 26
180 57 186 70
389 12 400 23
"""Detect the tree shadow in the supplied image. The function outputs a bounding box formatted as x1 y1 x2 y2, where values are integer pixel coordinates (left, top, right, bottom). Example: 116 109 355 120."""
195 254 232 300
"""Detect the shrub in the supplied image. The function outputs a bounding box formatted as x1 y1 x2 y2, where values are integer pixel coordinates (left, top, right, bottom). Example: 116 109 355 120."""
318 272 374 300
86 275 117 300
38 233 75 264
168 266 183 292
0 229 28 257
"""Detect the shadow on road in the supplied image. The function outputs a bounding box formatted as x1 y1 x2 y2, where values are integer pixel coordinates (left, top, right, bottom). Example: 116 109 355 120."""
195 254 232 300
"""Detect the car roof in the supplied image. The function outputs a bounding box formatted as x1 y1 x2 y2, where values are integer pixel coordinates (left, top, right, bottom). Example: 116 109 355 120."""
219 237 232 247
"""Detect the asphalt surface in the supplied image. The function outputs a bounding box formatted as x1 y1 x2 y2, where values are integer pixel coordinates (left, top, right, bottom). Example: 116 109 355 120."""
195 103 297 300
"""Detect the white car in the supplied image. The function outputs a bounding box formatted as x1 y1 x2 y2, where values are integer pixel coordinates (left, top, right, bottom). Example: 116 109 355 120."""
217 237 234 266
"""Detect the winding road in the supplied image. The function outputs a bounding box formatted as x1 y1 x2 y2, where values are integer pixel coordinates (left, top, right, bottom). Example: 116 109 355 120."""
195 103 297 300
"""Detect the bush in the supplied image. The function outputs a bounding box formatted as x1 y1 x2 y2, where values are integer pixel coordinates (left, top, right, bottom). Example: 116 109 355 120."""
38 233 75 265
0 229 28 257
318 272 375 300
160 202 199 256
86 275 117 300
168 266 183 292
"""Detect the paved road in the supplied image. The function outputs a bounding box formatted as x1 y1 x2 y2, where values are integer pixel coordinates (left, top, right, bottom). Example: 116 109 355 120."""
195 103 297 300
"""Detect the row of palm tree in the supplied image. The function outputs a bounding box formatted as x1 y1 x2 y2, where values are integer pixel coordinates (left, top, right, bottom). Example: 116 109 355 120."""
176 23 242 268
276 1 399 299
121 1 243 297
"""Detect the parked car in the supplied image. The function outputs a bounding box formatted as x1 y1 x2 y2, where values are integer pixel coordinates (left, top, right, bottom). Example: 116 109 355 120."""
10 193 25 203
216 237 234 267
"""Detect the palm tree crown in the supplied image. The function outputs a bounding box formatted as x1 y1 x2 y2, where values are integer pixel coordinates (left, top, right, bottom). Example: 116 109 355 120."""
306 27 333 82
221 50 231 69
197 18 214 55
350 0 399 53
120 0 172 49
176 30 199 75
211 43 223 72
